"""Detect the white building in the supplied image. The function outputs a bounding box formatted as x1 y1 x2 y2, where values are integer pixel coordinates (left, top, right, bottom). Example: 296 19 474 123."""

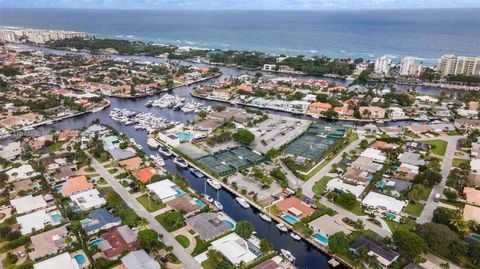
361 192 406 214
210 232 257 265
6 164 39 182
374 56 392 75
262 64 276 71
33 252 80 269
69 189 107 211
326 178 365 198
11 194 47 215
360 148 387 163
146 179 178 202
399 57 422 77
388 107 406 119
437 55 480 77
17 210 58 235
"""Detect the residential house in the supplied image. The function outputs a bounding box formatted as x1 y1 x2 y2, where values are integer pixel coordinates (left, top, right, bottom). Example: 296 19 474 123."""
135 167 158 184
351 156 383 173
463 204 480 224
6 164 39 182
81 208 122 235
349 236 400 269
309 214 352 244
146 179 178 202
60 175 93 196
69 189 107 212
398 152 425 166
209 232 258 265
11 194 47 215
186 213 231 241
0 141 21 160
33 252 80 269
394 163 419 181
361 192 406 214
121 249 160 269
454 119 480 133
359 106 386 119
98 225 138 259
360 148 387 163
325 178 366 198
29 225 69 260
464 187 480 206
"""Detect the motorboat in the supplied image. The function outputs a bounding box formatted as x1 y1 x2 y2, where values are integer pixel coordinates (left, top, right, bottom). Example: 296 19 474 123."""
203 194 213 203
207 178 222 190
290 232 301 241
189 167 204 178
150 154 165 167
276 223 288 232
173 156 188 168
158 146 172 157
147 138 159 149
280 249 296 263
214 200 223 210
260 213 272 222
236 197 250 208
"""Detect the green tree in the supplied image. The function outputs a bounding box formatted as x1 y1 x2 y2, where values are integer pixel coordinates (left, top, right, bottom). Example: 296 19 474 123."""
138 229 162 251
392 230 428 263
233 129 255 146
328 232 350 255
413 169 442 187
334 191 357 210
235 220 255 239
259 238 274 253
415 223 459 258
265 147 281 161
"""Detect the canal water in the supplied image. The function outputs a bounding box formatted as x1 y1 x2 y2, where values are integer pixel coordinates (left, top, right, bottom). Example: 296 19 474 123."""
10 44 462 268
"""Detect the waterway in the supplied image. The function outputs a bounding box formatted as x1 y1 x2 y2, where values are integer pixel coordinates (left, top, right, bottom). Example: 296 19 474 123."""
7 45 463 269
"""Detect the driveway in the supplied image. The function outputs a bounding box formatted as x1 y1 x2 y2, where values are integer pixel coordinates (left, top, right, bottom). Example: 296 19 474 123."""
89 155 203 269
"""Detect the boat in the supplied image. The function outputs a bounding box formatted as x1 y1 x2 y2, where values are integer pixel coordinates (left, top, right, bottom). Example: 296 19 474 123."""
214 200 223 210
147 138 159 149
328 258 340 267
260 213 272 222
207 178 222 190
150 154 165 167
290 232 301 241
280 249 296 263
236 197 250 208
276 223 288 232
189 167 204 178
173 156 188 168
158 146 172 157
203 194 213 203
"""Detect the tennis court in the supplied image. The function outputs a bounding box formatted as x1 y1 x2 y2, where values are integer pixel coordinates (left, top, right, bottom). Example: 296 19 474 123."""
196 146 266 176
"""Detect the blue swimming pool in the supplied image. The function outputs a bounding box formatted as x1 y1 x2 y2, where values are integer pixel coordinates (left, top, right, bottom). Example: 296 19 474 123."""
177 132 194 141
74 254 86 265
175 189 186 196
376 181 386 188
53 185 63 192
384 212 396 219
222 220 235 229
282 214 299 225
194 199 206 208
313 233 329 244
51 212 62 224
90 238 104 247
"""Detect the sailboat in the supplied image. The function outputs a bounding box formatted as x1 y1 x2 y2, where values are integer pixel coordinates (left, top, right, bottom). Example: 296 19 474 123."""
203 177 213 203
214 189 223 210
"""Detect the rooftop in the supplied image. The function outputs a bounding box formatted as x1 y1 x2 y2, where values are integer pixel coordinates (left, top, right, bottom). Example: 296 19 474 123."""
33 252 79 269
70 189 107 211
136 167 157 184
186 212 231 241
121 249 160 269
11 194 47 215
118 157 142 171
99 225 138 259
361 191 406 214
61 175 93 196
210 232 258 265
30 225 69 260
276 196 314 218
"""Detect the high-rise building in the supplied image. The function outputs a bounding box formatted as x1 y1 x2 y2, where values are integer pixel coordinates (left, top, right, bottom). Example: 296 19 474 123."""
399 57 422 77
0 30 18 43
437 55 480 77
374 56 392 75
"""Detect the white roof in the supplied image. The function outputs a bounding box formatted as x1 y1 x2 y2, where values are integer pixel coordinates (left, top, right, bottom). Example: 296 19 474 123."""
146 179 177 202
471 159 480 173
70 189 107 211
360 148 387 163
361 192 406 214
33 252 80 269
326 178 366 198
210 232 257 265
6 164 38 182
11 195 47 215
17 210 51 235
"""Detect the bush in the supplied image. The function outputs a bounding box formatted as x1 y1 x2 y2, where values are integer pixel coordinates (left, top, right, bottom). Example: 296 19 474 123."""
232 129 255 146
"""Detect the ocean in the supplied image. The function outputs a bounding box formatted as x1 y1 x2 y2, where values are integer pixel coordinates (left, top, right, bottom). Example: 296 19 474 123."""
0 8 479 66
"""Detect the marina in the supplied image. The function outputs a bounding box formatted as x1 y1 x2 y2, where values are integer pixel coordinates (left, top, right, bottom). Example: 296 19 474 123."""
109 108 178 132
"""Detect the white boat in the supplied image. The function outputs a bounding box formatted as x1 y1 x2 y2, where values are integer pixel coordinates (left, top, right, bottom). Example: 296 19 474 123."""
214 200 223 210
260 213 272 222
150 154 165 167
236 197 250 208
276 223 288 232
280 249 296 263
203 194 213 203
189 168 204 178
147 138 159 149
173 156 188 168
290 232 301 241
207 179 222 190
158 146 172 157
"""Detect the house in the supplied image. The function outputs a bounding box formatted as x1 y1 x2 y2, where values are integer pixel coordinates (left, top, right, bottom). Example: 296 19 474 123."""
146 179 178 202
379 126 403 137
70 189 107 212
107 147 136 161
409 124 430 134
463 204 480 223
307 102 332 115
388 107 405 119
118 157 142 171
415 95 438 103
210 232 258 265
361 192 406 214
81 208 122 235
454 119 480 133
0 141 21 160
29 135 53 150
98 225 138 259
17 209 59 235
6 164 39 182
349 236 400 268
29 225 69 260
33 252 80 269
359 106 386 119
58 129 79 141
11 194 47 215
276 196 315 221
471 159 480 175
309 214 352 244
360 148 387 163
351 156 383 173
394 163 419 181
60 175 93 196
342 167 373 185
102 135 120 150
325 178 366 198
405 141 430 153
370 141 398 150
186 213 231 241
398 152 425 166
464 187 480 206
121 249 160 269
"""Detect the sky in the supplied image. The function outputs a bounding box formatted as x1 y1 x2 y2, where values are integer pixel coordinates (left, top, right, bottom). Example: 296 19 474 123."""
1 0 479 10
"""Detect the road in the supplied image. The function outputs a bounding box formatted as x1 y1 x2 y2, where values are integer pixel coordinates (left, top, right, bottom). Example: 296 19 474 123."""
416 136 463 224
301 138 362 198
89 155 202 269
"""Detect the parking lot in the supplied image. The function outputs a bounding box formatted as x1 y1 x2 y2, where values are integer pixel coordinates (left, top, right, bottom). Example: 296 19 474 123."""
250 114 311 153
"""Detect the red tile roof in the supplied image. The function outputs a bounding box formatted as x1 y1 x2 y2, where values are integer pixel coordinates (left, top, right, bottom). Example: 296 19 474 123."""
276 197 314 218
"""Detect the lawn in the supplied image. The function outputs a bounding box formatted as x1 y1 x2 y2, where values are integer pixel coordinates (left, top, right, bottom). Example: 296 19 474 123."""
312 176 333 195
192 236 211 256
452 158 469 168
386 219 415 233
136 195 166 212
47 141 65 152
403 203 425 217
155 211 186 232
175 235 190 248
424 139 448 156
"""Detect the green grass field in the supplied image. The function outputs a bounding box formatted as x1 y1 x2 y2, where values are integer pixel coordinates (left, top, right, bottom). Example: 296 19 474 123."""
403 203 425 217
136 195 166 212
175 235 190 248
312 176 333 195
424 139 448 156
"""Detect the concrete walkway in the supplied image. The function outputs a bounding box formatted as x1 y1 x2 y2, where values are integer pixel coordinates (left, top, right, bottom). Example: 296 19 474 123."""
172 226 197 254
88 154 202 269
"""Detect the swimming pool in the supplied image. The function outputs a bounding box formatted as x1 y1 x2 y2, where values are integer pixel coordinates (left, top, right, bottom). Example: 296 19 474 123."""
90 238 104 247
50 212 62 224
73 254 86 265
376 181 386 188
282 214 299 225
53 185 64 192
384 212 396 219
176 132 194 141
313 233 329 244
175 188 186 196
222 220 235 229
194 199 206 208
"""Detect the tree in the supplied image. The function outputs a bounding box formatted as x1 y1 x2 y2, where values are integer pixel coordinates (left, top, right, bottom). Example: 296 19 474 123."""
233 129 255 146
328 232 350 255
354 219 365 231
432 207 457 226
413 169 442 187
407 184 426 202
392 230 427 263
334 191 357 210
415 223 459 258
359 139 369 149
235 220 255 239
316 93 329 102
265 147 281 161
138 229 162 251
259 238 274 253
323 108 339 119
468 242 480 265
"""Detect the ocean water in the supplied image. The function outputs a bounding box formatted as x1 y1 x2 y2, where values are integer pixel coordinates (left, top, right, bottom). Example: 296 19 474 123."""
0 8 479 65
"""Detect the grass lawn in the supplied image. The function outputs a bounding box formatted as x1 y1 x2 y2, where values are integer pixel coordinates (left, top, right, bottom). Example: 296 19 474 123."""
192 236 211 256
452 158 469 168
47 141 65 152
334 200 364 216
403 203 425 217
155 211 186 232
175 235 190 248
419 185 433 201
136 195 166 212
424 139 448 156
386 219 415 233
312 176 333 195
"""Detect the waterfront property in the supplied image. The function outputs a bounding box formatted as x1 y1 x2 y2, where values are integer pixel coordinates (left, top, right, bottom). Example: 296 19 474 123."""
186 212 231 241
33 252 81 269
309 215 352 245
97 225 139 259
146 179 179 202
349 236 400 269
276 196 315 224
209 232 260 265
121 249 160 269
196 146 266 176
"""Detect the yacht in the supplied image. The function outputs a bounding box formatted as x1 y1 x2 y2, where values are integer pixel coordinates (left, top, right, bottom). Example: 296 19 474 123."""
290 232 301 241
147 138 159 149
189 167 204 178
173 156 188 168
214 200 223 210
158 146 172 157
203 194 213 203
207 179 222 190
236 197 250 208
260 213 272 222
276 223 288 232
281 249 296 263
150 154 165 167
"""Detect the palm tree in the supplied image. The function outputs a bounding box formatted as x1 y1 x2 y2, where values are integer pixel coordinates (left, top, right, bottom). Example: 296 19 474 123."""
450 213 470 234
138 218 149 230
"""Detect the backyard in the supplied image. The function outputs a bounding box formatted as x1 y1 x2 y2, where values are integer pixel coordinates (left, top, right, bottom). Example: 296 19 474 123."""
137 195 166 212
155 211 186 232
